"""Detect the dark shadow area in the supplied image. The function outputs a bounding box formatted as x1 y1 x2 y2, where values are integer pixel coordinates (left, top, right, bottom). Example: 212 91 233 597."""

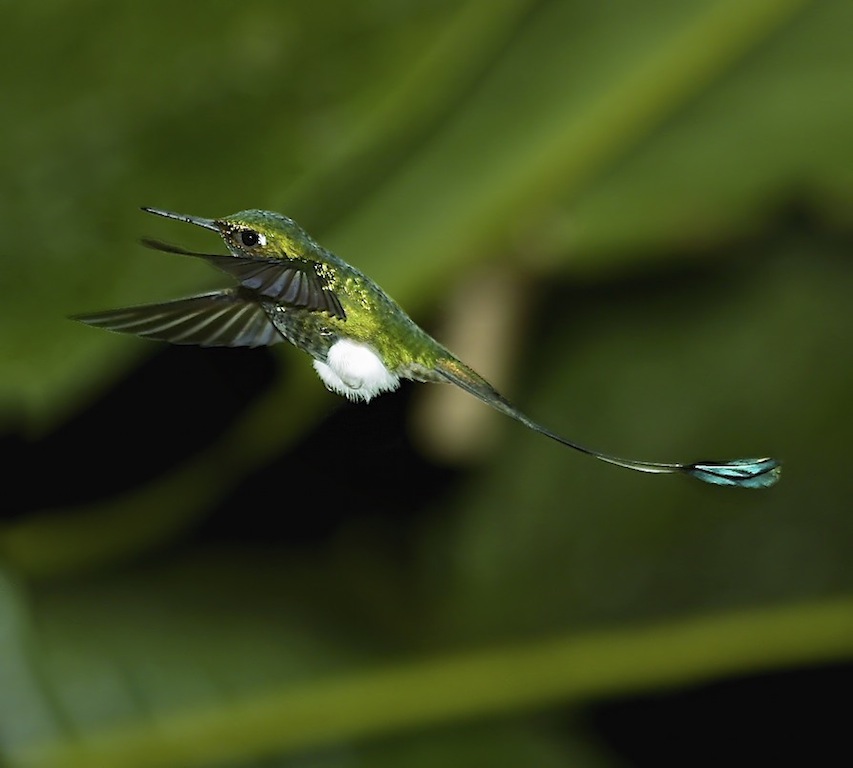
1 345 278 517
196 381 462 547
586 662 851 765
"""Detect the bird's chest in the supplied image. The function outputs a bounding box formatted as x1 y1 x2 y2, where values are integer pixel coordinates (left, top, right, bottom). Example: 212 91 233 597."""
266 303 403 401
266 304 338 358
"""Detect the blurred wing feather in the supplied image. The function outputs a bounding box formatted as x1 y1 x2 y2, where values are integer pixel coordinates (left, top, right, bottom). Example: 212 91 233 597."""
74 289 283 348
209 257 345 320
140 239 345 320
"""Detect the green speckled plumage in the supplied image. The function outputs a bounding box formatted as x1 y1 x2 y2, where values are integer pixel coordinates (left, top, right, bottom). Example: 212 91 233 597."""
74 207 781 489
214 209 446 377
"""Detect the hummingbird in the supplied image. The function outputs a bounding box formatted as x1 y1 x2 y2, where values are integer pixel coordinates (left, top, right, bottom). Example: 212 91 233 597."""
75 207 781 489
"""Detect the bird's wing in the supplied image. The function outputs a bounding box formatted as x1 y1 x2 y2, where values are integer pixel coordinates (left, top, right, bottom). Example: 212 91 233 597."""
73 288 283 348
142 238 346 320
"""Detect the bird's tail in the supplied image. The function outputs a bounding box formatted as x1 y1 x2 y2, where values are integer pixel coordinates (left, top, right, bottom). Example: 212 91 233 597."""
432 357 780 489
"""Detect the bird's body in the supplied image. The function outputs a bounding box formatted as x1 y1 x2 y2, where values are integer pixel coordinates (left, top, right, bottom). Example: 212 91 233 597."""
75 207 781 489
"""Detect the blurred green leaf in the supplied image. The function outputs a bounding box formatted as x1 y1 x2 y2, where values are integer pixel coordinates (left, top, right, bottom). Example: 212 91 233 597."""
8 567 853 768
430 244 853 643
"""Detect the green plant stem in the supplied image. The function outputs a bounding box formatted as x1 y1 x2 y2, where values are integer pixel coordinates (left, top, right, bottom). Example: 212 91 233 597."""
10 597 853 768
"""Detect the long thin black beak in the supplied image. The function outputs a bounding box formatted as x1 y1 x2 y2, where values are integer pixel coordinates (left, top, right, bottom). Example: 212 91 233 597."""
141 207 220 232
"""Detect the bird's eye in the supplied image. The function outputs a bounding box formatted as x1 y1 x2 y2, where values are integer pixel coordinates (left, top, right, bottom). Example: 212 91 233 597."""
239 229 263 247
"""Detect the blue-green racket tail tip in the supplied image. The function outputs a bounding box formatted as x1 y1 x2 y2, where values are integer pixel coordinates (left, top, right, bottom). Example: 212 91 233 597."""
686 457 781 489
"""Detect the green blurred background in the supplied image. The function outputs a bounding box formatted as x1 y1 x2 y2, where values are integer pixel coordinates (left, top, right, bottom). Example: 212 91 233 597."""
2 1 852 765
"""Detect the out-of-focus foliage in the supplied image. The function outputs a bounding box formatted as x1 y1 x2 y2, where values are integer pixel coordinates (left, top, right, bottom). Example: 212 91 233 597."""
1 0 851 766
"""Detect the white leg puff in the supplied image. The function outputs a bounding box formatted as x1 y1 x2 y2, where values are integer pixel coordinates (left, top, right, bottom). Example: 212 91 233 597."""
312 339 400 402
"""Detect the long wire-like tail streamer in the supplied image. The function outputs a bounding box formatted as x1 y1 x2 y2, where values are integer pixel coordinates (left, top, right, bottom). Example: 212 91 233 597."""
434 358 780 489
